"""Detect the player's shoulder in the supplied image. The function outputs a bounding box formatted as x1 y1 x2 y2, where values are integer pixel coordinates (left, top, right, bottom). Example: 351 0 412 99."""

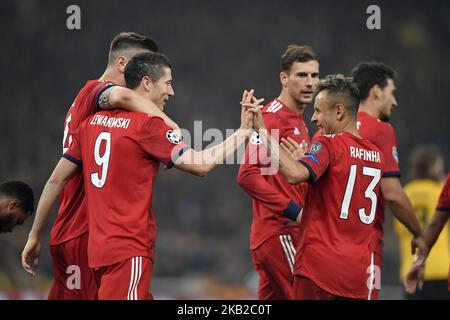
262 99 289 127
358 112 396 131
128 112 165 126
308 133 334 151
78 79 112 96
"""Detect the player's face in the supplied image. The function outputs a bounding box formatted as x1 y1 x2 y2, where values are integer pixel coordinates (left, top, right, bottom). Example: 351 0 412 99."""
149 67 174 110
379 79 397 121
284 60 320 105
311 91 338 134
0 198 29 233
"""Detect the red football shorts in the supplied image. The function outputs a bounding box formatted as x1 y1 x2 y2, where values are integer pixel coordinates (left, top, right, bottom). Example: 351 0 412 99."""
48 232 98 300
94 256 153 300
251 234 297 300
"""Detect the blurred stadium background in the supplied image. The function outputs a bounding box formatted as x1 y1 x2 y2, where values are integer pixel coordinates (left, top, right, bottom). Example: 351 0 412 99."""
0 0 449 299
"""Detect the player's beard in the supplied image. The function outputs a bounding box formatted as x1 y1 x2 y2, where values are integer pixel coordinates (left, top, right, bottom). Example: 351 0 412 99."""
379 113 390 122
379 105 391 122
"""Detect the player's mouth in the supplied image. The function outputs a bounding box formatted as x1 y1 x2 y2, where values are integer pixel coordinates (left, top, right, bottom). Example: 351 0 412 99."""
301 91 314 98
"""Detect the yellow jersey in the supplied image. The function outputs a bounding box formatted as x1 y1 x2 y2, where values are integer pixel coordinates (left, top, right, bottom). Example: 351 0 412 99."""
395 179 450 280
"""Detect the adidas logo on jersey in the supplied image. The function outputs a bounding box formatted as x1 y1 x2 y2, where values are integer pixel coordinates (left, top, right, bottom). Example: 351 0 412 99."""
294 127 300 135
266 100 283 113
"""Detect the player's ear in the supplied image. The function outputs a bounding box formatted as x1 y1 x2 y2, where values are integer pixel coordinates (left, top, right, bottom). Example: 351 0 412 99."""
142 76 152 92
7 198 21 211
336 104 345 121
116 56 127 73
280 72 289 87
372 85 382 99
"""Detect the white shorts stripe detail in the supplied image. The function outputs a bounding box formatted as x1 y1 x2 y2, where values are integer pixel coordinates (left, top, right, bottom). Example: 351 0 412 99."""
287 234 297 256
367 252 374 300
282 235 296 271
134 257 143 300
127 257 136 300
279 235 294 273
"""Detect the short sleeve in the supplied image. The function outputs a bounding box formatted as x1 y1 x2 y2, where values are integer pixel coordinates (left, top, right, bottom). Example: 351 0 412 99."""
379 124 400 177
298 135 332 184
436 174 450 212
63 128 82 166
140 116 189 168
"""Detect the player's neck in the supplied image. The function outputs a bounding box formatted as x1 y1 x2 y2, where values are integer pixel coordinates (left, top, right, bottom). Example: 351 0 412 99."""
340 119 361 138
277 92 306 115
358 101 380 119
99 68 124 86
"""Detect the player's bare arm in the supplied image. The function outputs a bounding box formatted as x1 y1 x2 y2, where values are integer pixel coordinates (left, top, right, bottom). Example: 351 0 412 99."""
174 90 257 176
22 158 79 276
98 86 180 130
404 210 449 293
380 177 428 260
422 210 450 249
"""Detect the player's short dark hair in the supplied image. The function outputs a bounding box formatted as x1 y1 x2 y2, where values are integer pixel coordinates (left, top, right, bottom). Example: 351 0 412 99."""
409 145 444 181
350 62 396 102
108 32 159 65
281 45 317 72
0 180 35 215
125 52 172 89
315 74 360 116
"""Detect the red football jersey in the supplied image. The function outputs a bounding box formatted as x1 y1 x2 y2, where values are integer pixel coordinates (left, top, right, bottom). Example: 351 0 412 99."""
357 112 400 176
237 99 310 249
357 111 401 253
65 109 188 268
435 173 450 291
49 80 115 245
295 132 385 299
436 173 450 212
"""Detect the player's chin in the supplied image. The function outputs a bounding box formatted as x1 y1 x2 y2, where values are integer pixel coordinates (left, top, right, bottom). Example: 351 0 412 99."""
299 96 314 104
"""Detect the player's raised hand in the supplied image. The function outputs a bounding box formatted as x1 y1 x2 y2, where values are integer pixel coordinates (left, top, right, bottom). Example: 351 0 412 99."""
21 236 41 276
281 138 307 160
240 89 264 130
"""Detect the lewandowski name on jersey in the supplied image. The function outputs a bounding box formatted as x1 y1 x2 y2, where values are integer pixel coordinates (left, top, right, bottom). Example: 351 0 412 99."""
89 114 131 129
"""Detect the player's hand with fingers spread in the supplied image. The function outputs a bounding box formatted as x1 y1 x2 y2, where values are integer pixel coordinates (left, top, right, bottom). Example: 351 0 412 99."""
21 235 41 277
242 92 265 132
281 137 307 160
240 89 264 130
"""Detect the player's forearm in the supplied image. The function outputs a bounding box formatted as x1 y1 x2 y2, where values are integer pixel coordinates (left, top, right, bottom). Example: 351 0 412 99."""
381 178 422 238
423 210 449 249
110 87 179 130
199 128 252 174
257 129 309 184
237 165 299 216
28 178 65 239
